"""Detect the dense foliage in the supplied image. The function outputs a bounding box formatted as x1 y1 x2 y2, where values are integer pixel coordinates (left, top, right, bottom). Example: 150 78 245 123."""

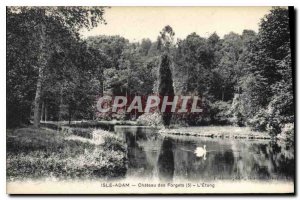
7 7 107 127
7 7 293 138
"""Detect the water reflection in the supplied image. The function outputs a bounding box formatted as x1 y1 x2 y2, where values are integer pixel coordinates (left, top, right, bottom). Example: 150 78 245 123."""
116 127 294 182
157 138 174 181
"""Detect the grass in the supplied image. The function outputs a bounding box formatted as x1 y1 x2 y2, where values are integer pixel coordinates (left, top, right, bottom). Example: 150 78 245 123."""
41 120 137 132
159 126 271 140
7 127 127 181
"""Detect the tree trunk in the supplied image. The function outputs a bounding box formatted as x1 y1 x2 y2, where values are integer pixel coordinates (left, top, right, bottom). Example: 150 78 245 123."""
33 22 47 128
222 86 225 101
59 88 63 121
45 103 47 122
40 101 44 122
33 67 43 127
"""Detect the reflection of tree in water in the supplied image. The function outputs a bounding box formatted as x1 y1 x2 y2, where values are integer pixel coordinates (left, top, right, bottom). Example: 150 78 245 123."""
234 141 294 180
124 128 163 178
171 140 235 180
268 141 294 179
122 128 294 181
171 138 294 181
125 131 149 171
211 150 235 178
125 130 156 177
235 143 272 179
157 138 175 181
195 149 235 180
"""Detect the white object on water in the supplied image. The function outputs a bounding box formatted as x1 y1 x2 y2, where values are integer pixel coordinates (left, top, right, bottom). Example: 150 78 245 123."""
194 145 207 160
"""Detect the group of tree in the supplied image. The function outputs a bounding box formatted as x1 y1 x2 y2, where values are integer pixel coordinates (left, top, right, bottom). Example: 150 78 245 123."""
7 6 107 127
7 7 293 137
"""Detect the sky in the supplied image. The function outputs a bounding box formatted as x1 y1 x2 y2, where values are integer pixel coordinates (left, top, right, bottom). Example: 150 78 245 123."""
80 6 272 42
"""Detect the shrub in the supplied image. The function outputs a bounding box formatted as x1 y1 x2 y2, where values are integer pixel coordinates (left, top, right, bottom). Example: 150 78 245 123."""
102 134 126 152
137 112 163 126
169 114 189 127
276 123 294 143
70 128 93 139
230 94 246 126
68 121 115 131
247 109 269 132
210 101 232 125
91 129 111 143
266 93 294 136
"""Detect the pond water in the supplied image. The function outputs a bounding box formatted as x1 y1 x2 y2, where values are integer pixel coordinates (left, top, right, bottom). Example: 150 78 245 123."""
115 126 294 182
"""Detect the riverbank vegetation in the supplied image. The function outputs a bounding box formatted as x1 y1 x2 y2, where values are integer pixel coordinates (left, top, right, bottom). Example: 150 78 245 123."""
7 7 293 140
7 127 127 181
159 126 271 140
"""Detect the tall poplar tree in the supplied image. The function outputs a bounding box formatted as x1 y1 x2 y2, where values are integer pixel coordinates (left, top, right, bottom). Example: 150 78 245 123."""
158 26 175 127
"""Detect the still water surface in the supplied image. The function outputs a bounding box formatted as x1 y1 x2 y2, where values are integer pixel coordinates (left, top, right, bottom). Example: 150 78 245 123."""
115 126 294 182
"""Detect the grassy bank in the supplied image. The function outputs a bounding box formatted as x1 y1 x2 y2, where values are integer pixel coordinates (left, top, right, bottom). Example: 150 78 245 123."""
7 127 127 181
40 120 137 131
159 126 271 140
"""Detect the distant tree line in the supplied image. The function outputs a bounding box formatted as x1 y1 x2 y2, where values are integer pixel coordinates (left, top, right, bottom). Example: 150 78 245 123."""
7 7 293 137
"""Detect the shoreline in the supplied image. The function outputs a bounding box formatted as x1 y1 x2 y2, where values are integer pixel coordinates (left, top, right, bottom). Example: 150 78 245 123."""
40 121 273 140
159 126 272 140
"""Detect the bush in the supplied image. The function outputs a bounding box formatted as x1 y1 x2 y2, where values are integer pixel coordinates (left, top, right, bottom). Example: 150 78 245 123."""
276 123 294 143
171 97 211 126
230 94 246 126
169 113 189 127
210 101 232 125
70 128 93 139
247 109 269 132
68 121 115 131
266 93 294 136
137 112 163 126
91 129 111 142
102 134 126 152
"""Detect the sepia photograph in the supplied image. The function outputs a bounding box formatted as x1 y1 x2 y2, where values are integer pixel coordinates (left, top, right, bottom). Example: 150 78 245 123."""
6 6 295 194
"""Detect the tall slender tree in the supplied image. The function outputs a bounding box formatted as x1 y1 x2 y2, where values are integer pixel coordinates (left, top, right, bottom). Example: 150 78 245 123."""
158 26 175 127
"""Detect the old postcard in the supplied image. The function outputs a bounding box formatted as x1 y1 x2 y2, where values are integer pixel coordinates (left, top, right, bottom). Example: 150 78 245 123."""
6 6 295 194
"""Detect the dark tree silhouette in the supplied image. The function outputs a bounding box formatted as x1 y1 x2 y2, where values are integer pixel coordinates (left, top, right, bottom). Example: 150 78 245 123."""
157 138 174 181
158 54 174 127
